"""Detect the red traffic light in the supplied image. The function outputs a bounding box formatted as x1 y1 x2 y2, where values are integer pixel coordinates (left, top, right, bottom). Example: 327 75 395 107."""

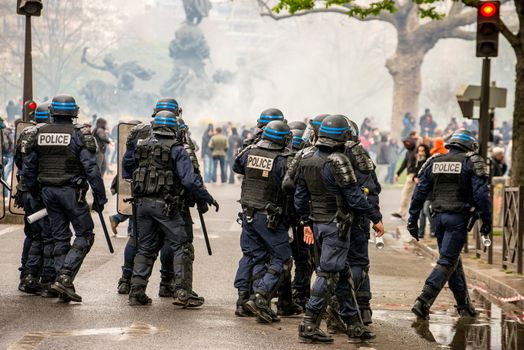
480 2 497 17
28 101 37 110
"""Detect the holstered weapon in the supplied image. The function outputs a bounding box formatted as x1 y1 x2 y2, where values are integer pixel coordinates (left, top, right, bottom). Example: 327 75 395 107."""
466 208 479 231
162 193 180 217
336 210 353 240
265 203 282 230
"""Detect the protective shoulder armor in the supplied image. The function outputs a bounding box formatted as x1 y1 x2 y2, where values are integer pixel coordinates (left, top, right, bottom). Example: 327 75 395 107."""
328 152 357 187
76 125 97 152
301 146 317 159
466 152 488 177
417 153 442 177
351 144 375 172
126 123 150 148
19 125 39 154
184 142 200 171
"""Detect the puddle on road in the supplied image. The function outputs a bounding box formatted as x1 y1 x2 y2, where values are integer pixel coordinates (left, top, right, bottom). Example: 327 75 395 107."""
407 294 524 350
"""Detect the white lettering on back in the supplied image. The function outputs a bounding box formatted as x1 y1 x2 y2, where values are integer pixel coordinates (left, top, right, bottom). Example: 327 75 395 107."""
37 133 71 146
432 162 462 174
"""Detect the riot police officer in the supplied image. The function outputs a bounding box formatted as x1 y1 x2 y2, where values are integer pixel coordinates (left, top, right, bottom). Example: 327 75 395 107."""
118 98 187 298
277 120 309 316
408 129 491 320
15 103 55 296
233 120 293 323
23 95 107 302
294 115 384 343
326 117 382 332
127 111 218 306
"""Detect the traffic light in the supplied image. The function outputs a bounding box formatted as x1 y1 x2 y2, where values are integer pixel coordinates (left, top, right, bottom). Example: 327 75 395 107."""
24 100 37 120
476 1 500 57
16 0 43 17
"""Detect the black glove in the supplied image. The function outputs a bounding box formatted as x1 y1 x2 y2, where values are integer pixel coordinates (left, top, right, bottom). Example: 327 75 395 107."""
93 197 106 213
197 202 209 214
13 191 24 209
211 199 219 212
407 220 419 241
480 222 491 236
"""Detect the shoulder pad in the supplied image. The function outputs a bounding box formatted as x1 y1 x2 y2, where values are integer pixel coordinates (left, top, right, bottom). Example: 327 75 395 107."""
76 125 97 152
328 152 357 187
351 144 375 172
184 142 200 171
236 143 256 160
301 146 317 159
18 125 39 154
417 153 442 177
126 123 150 148
466 152 488 177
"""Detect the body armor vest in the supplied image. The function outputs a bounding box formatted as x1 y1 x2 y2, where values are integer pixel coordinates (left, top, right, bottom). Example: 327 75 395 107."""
240 147 281 210
37 123 83 186
301 152 342 222
132 135 182 198
15 122 37 191
430 152 469 213
127 123 151 150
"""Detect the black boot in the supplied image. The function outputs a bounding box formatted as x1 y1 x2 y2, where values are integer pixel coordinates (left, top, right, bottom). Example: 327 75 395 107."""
325 303 347 334
118 277 131 295
360 307 373 325
298 310 334 343
51 274 82 302
40 282 59 298
158 279 174 298
344 315 376 342
244 293 274 324
412 285 437 320
129 285 152 306
173 289 205 308
20 274 41 295
454 291 478 318
277 300 303 316
292 290 308 310
235 291 253 317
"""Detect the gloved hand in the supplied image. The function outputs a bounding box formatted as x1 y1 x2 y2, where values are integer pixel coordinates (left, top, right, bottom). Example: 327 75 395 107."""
13 191 24 209
211 199 219 212
93 196 107 212
407 220 419 241
480 222 491 236
197 201 209 214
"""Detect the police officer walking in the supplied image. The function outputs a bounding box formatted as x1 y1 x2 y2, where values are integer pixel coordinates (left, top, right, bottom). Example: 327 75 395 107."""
241 108 285 149
127 111 218 306
233 120 293 323
15 103 55 296
23 95 107 302
407 129 491 319
294 115 384 343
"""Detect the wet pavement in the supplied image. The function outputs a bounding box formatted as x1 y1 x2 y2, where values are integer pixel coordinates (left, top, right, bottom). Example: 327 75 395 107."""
0 185 523 349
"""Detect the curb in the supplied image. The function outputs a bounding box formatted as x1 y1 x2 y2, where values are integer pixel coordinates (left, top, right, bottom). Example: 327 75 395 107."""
396 226 524 309
0 212 24 225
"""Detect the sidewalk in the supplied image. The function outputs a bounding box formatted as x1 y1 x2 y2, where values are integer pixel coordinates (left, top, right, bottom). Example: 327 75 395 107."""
396 225 524 315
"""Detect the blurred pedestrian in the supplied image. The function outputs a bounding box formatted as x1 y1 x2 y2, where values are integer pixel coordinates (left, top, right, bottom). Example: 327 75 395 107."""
401 112 415 139
375 134 390 181
201 123 214 183
419 108 437 137
385 138 400 184
227 127 242 184
93 117 111 177
430 137 448 156
414 144 433 239
208 127 228 184
392 131 418 219
5 100 17 123
491 147 507 177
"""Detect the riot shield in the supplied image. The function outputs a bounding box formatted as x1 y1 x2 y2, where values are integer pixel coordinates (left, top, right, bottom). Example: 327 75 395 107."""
9 121 34 215
0 131 4 220
117 122 139 216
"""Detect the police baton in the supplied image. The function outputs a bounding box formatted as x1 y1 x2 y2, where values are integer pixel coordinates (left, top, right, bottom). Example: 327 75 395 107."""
0 178 12 192
93 195 114 254
198 210 212 256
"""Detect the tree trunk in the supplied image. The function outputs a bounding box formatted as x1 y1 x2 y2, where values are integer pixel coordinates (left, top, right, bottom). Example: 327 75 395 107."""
386 48 424 140
510 55 524 186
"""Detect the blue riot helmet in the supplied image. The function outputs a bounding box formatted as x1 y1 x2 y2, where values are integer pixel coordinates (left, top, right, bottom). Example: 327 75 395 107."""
151 110 178 137
35 102 50 123
445 128 479 152
257 120 291 150
316 114 352 148
153 98 181 117
288 121 307 150
345 118 359 143
49 95 79 118
257 108 284 129
304 114 329 144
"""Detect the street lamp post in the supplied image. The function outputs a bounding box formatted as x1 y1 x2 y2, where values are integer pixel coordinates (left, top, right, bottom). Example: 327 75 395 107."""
16 0 43 121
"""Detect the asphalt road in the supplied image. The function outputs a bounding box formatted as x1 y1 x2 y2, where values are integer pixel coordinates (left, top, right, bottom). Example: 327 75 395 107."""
0 185 467 350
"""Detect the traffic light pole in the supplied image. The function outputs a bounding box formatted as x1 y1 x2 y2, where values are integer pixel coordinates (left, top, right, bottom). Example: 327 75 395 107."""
23 15 33 121
479 56 493 264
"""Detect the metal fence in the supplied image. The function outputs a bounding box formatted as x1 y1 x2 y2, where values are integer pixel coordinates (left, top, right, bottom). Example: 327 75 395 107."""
502 186 524 274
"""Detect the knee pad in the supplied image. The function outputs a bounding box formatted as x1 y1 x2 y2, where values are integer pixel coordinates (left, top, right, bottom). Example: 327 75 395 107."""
53 244 70 257
71 234 95 256
183 243 195 262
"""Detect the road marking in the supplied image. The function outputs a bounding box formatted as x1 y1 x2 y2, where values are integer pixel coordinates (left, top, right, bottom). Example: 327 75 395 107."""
8 322 159 350
0 225 22 237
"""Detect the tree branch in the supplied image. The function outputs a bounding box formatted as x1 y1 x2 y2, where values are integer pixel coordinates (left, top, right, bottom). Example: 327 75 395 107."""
499 19 520 48
444 28 476 40
257 0 397 25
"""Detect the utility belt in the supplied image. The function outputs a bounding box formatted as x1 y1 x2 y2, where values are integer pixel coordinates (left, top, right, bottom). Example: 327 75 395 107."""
242 203 283 230
310 210 353 240
136 193 182 217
